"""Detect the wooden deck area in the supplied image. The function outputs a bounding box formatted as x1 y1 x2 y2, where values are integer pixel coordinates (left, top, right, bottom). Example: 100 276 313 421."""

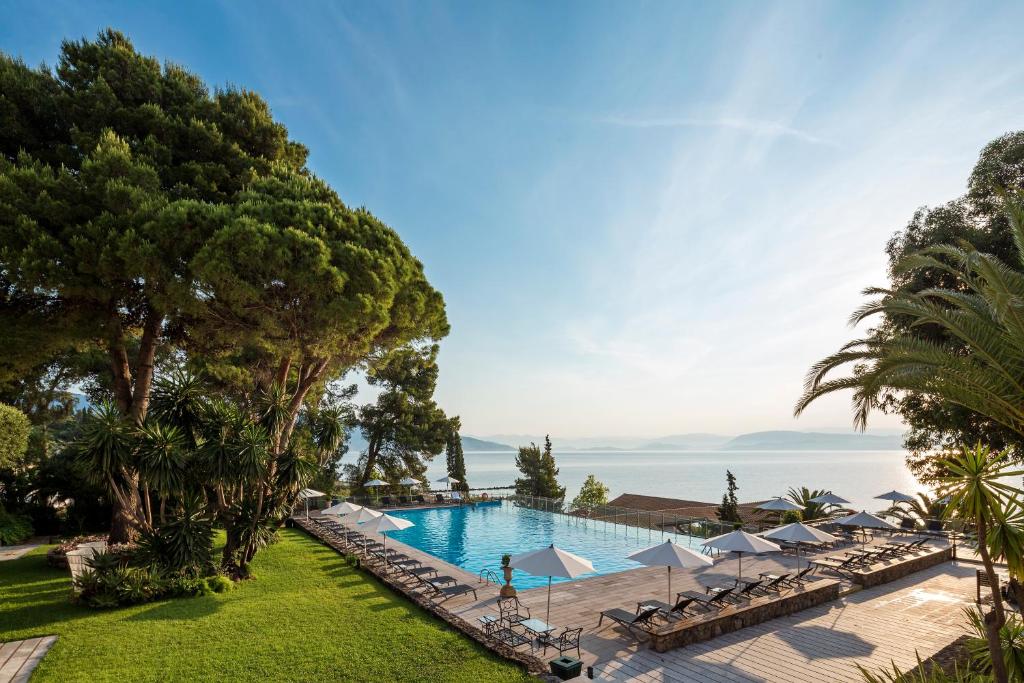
304 514 972 681
0 637 57 683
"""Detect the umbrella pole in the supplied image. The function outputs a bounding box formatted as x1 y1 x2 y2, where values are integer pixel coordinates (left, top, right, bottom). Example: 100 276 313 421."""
546 576 552 625
738 552 743 583
384 533 388 569
668 566 672 605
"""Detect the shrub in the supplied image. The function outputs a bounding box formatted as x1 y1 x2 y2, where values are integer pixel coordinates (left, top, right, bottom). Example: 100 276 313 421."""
781 510 803 524
0 403 30 468
0 508 33 545
205 575 233 593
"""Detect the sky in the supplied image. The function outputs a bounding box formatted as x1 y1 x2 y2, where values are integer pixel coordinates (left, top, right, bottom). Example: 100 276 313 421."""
3 1 1024 438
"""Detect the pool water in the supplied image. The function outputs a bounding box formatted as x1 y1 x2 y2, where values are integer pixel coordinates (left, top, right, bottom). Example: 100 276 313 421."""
384 501 698 589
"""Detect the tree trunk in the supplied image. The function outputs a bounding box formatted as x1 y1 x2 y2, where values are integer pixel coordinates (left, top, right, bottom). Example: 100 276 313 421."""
977 515 1008 683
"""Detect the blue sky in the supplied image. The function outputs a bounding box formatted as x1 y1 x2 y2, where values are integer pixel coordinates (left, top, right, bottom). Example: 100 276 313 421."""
4 1 1024 437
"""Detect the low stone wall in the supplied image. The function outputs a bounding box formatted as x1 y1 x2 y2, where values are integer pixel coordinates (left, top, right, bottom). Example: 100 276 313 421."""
291 518 552 680
851 546 954 588
649 579 841 652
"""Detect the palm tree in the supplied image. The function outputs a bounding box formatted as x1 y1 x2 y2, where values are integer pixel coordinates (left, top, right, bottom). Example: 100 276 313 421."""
888 492 947 530
795 191 1024 438
938 444 1023 683
786 486 832 521
793 192 1024 683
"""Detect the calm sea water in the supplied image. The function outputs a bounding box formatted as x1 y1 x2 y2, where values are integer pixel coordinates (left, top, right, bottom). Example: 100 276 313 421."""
421 450 923 513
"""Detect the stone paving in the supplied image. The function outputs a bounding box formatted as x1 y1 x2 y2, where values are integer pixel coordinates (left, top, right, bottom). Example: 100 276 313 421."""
0 637 57 683
0 545 40 562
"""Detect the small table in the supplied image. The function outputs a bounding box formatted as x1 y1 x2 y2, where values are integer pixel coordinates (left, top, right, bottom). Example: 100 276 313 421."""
519 618 556 653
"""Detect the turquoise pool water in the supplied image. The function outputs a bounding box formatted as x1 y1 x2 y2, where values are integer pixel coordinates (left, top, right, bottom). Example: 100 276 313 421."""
384 501 698 589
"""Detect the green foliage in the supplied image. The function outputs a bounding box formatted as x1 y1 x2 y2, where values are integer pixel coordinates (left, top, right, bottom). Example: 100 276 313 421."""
781 509 803 524
787 486 833 521
514 436 565 500
0 507 32 545
717 470 740 523
206 575 234 594
445 420 469 493
0 403 30 468
965 607 1024 680
0 532 531 681
571 474 609 513
857 655 982 682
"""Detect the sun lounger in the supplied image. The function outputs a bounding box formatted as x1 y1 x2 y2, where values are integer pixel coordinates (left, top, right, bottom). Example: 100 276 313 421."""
380 496 395 507
434 493 446 504
780 567 814 587
636 595 700 620
426 582 477 602
415 495 426 504
597 606 660 638
711 579 762 602
757 573 791 593
404 566 439 578
398 495 410 506
812 555 859 576
678 587 734 611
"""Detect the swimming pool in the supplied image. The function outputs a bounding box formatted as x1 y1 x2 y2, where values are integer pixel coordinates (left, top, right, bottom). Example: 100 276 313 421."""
384 501 699 589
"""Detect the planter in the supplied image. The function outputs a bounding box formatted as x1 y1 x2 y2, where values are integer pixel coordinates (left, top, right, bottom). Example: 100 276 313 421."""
500 565 517 598
550 656 583 680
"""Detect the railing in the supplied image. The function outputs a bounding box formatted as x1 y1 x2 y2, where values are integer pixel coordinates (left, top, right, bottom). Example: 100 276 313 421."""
508 493 750 546
478 567 501 585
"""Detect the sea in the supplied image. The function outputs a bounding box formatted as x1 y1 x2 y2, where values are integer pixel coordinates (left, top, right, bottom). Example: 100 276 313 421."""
420 449 923 513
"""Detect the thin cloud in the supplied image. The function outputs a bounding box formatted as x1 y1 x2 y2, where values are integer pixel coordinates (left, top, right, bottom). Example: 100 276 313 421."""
599 114 836 147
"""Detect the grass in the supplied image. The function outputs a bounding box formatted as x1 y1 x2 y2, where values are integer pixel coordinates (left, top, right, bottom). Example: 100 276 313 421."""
0 529 532 682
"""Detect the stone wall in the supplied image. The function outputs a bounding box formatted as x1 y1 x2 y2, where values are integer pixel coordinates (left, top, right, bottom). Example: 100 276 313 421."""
649 580 841 652
851 547 954 589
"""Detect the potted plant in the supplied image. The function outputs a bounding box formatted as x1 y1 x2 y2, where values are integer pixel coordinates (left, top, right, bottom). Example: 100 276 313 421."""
499 554 516 598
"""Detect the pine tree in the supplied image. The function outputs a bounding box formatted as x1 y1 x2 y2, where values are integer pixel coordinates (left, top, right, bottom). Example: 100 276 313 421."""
445 418 468 493
716 470 740 523
514 434 565 499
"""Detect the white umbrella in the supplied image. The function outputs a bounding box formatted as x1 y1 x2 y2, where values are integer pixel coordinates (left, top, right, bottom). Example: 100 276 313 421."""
435 476 459 490
510 545 594 624
399 477 421 497
364 479 388 503
628 540 713 604
341 507 384 552
360 513 414 567
297 488 326 519
876 490 917 504
323 501 362 517
757 498 803 512
761 522 838 571
702 529 781 582
835 510 899 547
809 492 851 506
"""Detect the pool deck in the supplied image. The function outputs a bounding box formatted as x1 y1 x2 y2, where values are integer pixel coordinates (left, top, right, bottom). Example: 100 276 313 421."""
335 517 972 682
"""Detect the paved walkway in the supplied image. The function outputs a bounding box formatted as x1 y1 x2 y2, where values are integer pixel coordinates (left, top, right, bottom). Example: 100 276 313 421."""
0 545 40 562
0 637 57 683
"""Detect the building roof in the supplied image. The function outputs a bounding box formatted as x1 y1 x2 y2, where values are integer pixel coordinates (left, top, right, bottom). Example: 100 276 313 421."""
606 493 774 523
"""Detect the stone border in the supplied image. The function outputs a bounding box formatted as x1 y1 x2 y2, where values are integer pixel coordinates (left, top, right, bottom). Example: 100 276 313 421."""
291 519 554 680
851 547 954 588
649 579 841 652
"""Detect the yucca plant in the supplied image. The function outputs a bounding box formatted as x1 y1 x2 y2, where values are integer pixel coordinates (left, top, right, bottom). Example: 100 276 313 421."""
965 607 1024 681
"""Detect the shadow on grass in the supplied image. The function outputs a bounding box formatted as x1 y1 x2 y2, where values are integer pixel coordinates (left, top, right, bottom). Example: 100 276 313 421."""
126 594 221 622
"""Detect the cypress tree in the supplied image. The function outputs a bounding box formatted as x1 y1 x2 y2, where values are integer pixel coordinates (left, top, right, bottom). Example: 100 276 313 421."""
445 418 468 493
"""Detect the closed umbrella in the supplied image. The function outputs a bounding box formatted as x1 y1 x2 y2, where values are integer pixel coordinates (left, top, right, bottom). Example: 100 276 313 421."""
297 488 326 519
702 529 781 582
835 510 898 547
360 513 414 567
628 540 713 604
761 522 837 571
509 545 594 624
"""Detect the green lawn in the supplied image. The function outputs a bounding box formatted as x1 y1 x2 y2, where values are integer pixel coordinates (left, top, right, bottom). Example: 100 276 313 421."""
0 529 532 682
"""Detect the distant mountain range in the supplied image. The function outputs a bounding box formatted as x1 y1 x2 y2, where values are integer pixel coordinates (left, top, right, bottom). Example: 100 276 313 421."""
468 430 904 452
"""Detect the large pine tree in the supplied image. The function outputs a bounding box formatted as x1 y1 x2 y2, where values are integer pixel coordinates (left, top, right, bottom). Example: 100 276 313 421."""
514 435 565 500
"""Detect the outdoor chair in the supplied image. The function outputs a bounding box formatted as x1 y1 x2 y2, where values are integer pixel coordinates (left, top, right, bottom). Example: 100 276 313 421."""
451 491 463 503
541 627 582 657
405 566 439 578
398 495 410 506
498 597 531 627
381 496 395 507
758 573 791 594
597 606 660 639
426 582 478 602
434 493 446 504
712 579 762 602
812 555 859 576
415 495 426 504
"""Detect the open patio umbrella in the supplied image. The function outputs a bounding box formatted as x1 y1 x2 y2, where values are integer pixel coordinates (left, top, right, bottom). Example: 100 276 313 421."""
809 492 852 506
835 510 898 547
360 513 414 567
876 490 917 504
435 476 459 490
364 479 388 503
341 507 384 552
323 501 362 517
297 488 326 519
756 497 803 524
628 540 713 604
399 477 420 497
702 529 781 582
761 522 837 571
509 545 594 624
